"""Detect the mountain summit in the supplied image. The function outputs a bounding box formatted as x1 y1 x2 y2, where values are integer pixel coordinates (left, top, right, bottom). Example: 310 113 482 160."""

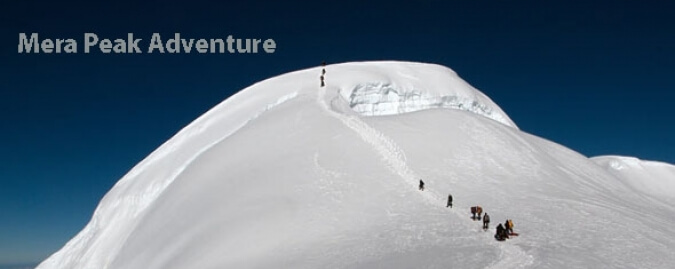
38 61 675 269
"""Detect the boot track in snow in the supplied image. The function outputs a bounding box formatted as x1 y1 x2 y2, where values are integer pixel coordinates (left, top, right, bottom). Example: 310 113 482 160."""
317 85 435 204
317 82 534 269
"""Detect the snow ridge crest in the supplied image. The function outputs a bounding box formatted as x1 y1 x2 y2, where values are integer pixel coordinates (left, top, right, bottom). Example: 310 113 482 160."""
345 81 513 127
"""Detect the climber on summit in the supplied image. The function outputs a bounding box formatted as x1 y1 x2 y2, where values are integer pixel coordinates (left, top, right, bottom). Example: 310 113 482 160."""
419 180 425 191
446 194 453 208
320 61 326 87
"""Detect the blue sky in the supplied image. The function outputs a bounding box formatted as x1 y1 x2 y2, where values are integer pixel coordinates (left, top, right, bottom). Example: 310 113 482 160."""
1 0 674 266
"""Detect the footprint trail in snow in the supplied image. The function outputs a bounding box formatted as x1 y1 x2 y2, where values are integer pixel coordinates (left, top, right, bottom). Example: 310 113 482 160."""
317 82 534 269
317 84 436 204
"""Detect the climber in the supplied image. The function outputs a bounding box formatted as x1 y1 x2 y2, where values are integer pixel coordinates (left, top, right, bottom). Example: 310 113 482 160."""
495 223 508 241
483 212 490 230
446 194 453 208
320 61 326 87
471 206 482 220
505 219 514 235
419 179 425 191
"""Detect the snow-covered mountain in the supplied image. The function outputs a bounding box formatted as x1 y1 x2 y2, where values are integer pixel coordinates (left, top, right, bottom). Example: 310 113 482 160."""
38 61 675 269
592 156 675 205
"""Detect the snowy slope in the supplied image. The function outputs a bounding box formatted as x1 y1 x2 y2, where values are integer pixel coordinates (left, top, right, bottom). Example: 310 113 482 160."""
38 61 675 269
592 156 675 205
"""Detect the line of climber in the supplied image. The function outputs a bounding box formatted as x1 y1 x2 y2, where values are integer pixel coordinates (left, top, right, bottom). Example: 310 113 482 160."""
418 179 518 242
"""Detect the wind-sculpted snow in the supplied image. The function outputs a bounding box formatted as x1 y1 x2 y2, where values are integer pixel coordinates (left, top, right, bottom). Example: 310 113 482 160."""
346 82 515 128
327 62 518 128
38 61 675 269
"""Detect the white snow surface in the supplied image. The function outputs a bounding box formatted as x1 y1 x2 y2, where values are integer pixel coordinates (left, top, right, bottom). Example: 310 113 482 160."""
592 155 675 204
38 61 675 269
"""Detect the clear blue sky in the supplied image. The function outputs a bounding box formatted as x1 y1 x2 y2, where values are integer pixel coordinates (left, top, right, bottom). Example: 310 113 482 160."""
1 0 674 266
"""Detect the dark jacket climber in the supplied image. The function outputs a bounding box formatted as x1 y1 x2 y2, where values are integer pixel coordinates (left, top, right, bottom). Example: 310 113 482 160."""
419 180 425 191
495 223 508 240
483 213 490 230
446 194 453 208
320 61 327 87
495 223 504 237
